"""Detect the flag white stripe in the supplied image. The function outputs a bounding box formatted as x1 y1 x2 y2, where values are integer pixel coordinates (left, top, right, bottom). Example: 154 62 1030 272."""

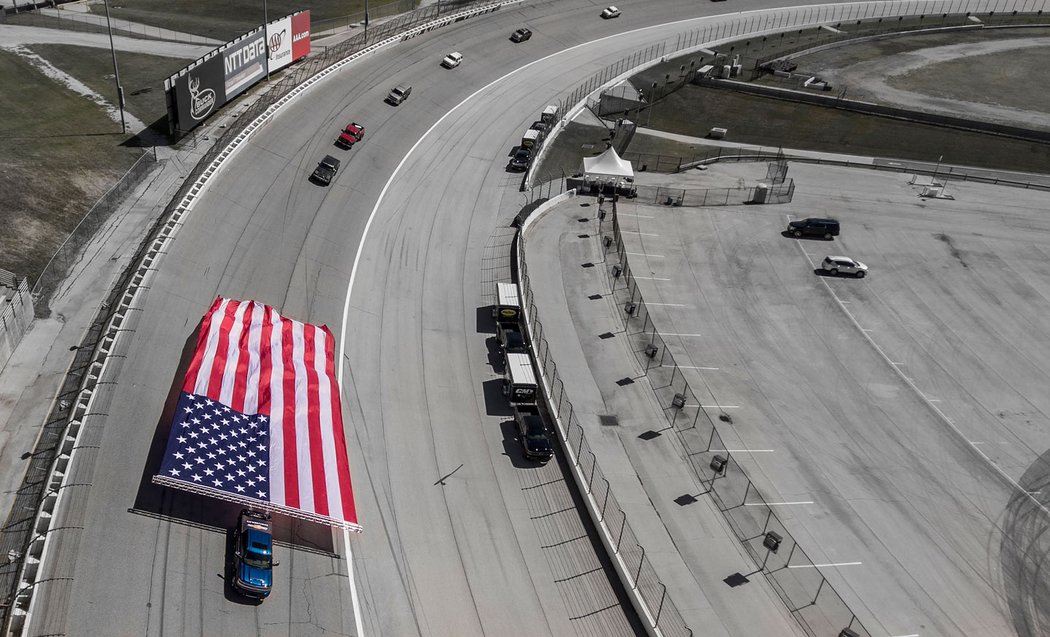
268 307 286 506
242 302 264 413
193 298 230 395
314 329 343 520
219 300 249 405
291 322 315 508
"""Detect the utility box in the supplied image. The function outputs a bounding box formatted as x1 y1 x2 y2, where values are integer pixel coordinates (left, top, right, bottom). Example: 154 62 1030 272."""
708 127 727 139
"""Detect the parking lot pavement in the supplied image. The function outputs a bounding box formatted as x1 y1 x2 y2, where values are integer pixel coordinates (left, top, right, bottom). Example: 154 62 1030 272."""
521 197 806 636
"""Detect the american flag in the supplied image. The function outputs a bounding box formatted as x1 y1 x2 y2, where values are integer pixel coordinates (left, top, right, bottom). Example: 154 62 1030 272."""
153 297 360 531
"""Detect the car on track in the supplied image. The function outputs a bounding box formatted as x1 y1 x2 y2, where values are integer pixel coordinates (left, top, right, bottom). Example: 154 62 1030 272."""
336 122 364 148
514 405 553 462
441 51 463 68
232 510 279 599
787 217 839 239
311 155 340 185
601 6 621 18
507 147 532 172
820 255 868 278
386 84 412 106
510 27 532 42
497 322 527 356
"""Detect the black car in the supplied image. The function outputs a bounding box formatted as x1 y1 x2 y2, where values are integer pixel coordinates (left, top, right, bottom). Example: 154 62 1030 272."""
311 155 340 185
514 405 553 462
510 27 532 43
507 148 532 172
786 217 839 239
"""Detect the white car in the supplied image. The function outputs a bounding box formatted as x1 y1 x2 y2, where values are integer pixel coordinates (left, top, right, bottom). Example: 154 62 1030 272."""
441 52 463 69
820 256 868 278
601 6 621 18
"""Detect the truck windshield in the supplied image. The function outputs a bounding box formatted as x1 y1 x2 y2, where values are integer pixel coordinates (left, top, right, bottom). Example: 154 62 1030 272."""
243 551 272 569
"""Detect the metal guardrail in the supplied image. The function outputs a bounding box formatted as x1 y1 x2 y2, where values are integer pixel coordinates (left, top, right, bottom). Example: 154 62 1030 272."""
600 198 871 637
517 192 692 637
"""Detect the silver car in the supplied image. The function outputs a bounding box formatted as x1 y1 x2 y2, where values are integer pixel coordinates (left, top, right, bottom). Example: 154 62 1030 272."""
820 256 868 278
386 84 411 105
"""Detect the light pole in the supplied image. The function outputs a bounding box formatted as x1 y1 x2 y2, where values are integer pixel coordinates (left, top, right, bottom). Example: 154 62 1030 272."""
102 0 126 134
364 0 369 38
263 0 269 80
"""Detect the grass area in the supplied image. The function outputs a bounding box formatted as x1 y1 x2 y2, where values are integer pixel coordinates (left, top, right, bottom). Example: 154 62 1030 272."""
28 44 194 125
93 0 414 41
533 121 612 183
0 50 141 282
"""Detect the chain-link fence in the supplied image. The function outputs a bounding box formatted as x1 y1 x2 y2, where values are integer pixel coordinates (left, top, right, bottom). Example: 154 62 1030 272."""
517 209 692 637
312 0 417 36
598 199 870 637
31 148 158 318
636 179 794 207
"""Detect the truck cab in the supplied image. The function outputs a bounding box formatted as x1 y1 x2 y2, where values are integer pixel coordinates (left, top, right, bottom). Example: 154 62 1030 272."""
232 510 277 599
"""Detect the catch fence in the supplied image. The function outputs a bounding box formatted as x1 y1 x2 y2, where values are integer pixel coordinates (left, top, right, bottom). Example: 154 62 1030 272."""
517 201 692 637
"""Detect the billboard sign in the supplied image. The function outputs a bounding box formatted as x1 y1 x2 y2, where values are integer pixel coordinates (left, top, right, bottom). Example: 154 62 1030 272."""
223 29 267 100
265 15 293 72
173 54 226 134
291 10 311 62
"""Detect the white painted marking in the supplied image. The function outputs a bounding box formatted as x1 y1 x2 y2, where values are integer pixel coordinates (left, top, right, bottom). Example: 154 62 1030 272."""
928 399 941 403
971 441 985 445
889 361 903 366
890 634 920 637
660 332 703 337
788 561 863 568
861 328 872 332
645 302 689 307
343 529 364 637
701 404 739 409
670 365 719 370
1029 491 1042 495
626 252 664 257
712 449 775 453
633 276 672 281
619 214 654 218
745 501 813 506
623 230 660 237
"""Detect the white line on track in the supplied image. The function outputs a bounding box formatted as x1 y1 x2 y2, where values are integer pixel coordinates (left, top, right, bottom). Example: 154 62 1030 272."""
890 634 921 637
788 562 862 568
670 365 719 370
713 449 775 453
645 302 689 307
633 276 672 281
701 404 739 409
745 501 813 506
659 332 703 337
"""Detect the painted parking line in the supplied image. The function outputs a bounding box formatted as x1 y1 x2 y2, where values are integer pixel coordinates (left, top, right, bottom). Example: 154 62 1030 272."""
712 449 775 453
669 365 719 370
788 562 862 568
745 501 813 506
626 252 664 257
659 332 703 337
619 213 654 218
621 229 660 236
633 276 672 281
645 302 689 307
701 404 739 409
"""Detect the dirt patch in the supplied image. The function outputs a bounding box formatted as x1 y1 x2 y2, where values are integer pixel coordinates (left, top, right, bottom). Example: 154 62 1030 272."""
0 50 140 282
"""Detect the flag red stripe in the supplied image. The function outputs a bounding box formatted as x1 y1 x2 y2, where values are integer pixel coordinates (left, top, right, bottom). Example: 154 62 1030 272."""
324 325 358 524
183 296 223 392
207 298 239 401
281 316 300 508
303 324 329 515
230 301 255 413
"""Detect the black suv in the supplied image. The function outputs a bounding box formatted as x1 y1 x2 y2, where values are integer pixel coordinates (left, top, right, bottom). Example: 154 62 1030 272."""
510 28 532 42
787 217 839 239
311 155 340 185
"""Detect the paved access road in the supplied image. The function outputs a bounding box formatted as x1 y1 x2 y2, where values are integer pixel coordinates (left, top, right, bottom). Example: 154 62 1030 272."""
615 161 1050 637
25 1 828 635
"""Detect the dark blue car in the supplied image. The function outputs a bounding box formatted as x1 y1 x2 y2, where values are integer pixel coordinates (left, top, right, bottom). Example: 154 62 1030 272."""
233 510 277 598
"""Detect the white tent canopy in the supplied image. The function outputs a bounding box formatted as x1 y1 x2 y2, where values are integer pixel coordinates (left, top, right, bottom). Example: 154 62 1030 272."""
582 147 634 181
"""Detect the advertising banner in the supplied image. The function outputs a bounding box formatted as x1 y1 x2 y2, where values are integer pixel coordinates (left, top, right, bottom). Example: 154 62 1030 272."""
223 29 267 100
265 15 293 72
173 54 226 135
291 10 311 62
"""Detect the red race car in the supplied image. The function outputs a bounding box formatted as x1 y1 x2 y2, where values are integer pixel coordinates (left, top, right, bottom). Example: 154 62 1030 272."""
336 122 365 148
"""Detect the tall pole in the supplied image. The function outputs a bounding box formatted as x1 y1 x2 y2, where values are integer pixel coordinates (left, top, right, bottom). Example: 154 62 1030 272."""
263 0 269 80
364 0 369 38
103 0 126 134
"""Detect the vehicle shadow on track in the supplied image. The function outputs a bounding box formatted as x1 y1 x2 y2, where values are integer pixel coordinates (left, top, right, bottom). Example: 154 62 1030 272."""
129 320 335 555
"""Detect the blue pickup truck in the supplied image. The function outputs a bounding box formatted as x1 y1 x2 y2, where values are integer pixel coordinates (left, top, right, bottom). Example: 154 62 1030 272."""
232 510 278 599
